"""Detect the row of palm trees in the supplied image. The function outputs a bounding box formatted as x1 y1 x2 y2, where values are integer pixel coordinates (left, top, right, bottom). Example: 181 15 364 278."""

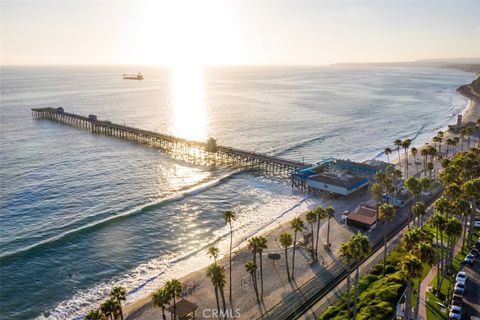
338 232 371 320
242 206 336 302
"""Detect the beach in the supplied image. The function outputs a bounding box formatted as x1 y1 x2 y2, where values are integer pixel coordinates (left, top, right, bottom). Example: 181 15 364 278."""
124 76 480 320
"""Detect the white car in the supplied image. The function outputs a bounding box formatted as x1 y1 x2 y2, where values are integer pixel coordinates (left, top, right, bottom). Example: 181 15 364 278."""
449 305 462 319
454 282 465 294
456 271 467 285
464 254 475 265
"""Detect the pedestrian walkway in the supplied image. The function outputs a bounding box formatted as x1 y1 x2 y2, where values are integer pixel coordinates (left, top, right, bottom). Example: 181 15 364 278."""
418 266 437 320
417 232 465 320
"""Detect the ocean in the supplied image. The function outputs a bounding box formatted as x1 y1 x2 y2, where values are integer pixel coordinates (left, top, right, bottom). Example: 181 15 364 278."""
0 65 474 319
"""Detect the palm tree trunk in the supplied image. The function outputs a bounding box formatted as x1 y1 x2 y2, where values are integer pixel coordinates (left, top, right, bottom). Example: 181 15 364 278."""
251 273 260 302
229 224 233 305
383 220 387 275
438 231 445 293
353 266 361 320
468 198 476 247
462 216 468 251
387 154 390 163
284 247 291 282
259 252 264 298
327 217 331 249
414 281 421 320
346 265 351 315
220 286 227 313
162 308 167 320
405 281 412 320
310 223 315 260
291 231 297 279
397 149 401 168
173 296 177 320
315 218 321 261
214 286 220 312
435 226 441 294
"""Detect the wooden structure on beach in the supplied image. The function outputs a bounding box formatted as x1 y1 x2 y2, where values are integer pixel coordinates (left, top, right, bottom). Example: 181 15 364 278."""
31 107 310 175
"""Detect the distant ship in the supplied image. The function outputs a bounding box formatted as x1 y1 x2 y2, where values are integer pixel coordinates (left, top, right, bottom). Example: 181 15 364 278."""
122 72 144 80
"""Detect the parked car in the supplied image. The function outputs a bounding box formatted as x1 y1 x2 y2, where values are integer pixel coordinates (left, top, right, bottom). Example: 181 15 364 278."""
453 288 464 298
464 254 475 265
449 305 462 320
475 239 480 250
474 220 480 228
456 271 467 285
470 248 479 258
454 282 466 294
452 295 463 306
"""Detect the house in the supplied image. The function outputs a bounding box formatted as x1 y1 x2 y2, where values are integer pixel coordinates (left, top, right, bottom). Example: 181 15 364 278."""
342 205 377 231
384 189 413 208
306 172 369 196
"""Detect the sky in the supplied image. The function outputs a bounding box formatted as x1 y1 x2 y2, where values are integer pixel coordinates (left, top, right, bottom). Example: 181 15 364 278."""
1 0 479 66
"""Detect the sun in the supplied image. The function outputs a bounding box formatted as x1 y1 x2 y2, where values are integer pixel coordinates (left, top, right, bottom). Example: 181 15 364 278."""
138 0 240 67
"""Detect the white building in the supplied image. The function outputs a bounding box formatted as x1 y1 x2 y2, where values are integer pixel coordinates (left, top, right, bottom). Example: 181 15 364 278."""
306 172 369 196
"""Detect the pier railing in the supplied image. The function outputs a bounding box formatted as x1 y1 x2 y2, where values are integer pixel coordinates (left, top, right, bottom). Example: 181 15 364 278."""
31 107 311 175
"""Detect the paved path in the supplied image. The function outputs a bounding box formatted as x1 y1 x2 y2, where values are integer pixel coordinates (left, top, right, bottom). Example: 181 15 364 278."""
418 266 437 320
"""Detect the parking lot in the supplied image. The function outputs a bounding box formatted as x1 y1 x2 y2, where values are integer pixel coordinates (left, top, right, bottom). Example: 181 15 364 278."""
461 258 480 318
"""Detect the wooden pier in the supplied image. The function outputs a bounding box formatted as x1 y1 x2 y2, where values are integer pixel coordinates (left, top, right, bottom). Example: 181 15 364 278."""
31 107 311 176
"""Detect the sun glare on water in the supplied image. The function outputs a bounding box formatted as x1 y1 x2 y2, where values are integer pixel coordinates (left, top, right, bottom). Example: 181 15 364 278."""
139 0 238 141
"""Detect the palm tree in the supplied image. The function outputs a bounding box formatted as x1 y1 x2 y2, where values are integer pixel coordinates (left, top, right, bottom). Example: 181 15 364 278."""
207 263 227 312
412 201 426 227
245 260 260 302
247 237 260 265
208 246 220 263
394 139 403 168
384 147 392 163
256 236 268 298
402 139 411 176
444 217 462 274
165 279 182 320
460 128 467 151
413 241 436 319
152 288 170 320
462 178 480 247
306 210 317 260
290 217 304 279
325 206 335 250
466 126 474 148
411 147 418 175
314 207 325 261
351 233 371 320
420 148 428 176
427 162 434 179
432 210 446 294
404 177 422 225
100 298 118 320
437 131 444 154
445 138 454 157
339 240 354 315
85 309 102 320
224 210 237 304
432 135 441 151
453 137 460 155
378 203 395 275
109 286 126 320
279 232 293 282
401 254 423 320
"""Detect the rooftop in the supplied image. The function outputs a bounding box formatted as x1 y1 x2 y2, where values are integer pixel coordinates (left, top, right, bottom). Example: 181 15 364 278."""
308 173 368 189
345 205 377 226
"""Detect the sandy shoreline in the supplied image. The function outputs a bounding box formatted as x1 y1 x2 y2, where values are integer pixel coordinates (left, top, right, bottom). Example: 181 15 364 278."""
123 77 480 319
